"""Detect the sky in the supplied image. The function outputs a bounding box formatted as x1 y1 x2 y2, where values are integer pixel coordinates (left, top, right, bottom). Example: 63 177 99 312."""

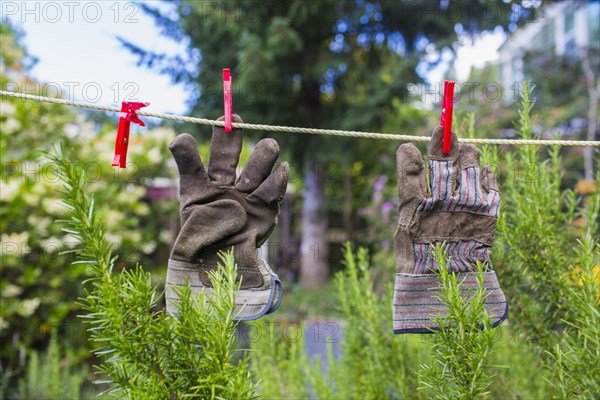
2 1 505 117
2 1 190 114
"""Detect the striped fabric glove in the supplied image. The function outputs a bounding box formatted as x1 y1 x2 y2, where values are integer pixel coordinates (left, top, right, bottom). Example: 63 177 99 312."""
166 115 289 320
392 126 508 334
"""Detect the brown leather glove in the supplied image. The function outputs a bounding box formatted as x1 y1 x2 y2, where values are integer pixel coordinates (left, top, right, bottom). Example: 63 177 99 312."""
166 115 288 320
393 127 508 333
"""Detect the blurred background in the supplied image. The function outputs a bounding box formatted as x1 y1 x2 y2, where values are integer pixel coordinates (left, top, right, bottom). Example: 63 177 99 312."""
1 0 598 397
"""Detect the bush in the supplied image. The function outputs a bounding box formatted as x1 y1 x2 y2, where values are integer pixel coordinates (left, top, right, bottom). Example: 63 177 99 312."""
15 330 86 400
418 246 498 400
1 22 180 385
250 243 428 400
249 83 599 399
548 234 600 398
47 146 255 399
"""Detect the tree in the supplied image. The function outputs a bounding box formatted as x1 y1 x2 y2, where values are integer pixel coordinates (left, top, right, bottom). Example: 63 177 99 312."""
123 0 533 287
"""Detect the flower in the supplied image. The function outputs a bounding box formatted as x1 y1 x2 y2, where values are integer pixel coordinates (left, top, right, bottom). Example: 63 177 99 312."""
39 237 62 253
2 284 23 298
575 179 598 196
147 147 162 164
374 175 387 192
160 230 173 245
381 202 393 214
27 215 51 236
373 192 382 203
0 231 30 255
142 241 157 254
42 198 65 215
0 179 21 202
17 298 41 317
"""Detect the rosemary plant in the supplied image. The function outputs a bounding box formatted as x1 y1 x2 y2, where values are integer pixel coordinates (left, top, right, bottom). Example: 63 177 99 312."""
251 243 427 399
417 244 497 400
17 329 86 400
548 233 600 398
495 82 578 350
47 146 255 399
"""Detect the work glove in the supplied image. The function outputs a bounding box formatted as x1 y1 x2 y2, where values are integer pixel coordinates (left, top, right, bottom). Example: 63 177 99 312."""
166 115 289 320
393 127 508 333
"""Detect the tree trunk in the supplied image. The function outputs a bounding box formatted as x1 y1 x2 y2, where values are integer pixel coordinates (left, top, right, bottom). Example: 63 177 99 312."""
279 195 294 279
581 49 598 181
300 155 328 288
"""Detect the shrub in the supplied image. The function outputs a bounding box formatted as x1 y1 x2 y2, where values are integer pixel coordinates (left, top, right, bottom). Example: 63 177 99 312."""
418 245 498 400
48 145 255 399
15 330 86 400
250 83 599 399
548 232 600 398
251 243 428 399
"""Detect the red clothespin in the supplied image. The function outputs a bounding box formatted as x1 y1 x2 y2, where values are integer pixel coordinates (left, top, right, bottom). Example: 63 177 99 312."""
439 80 455 155
112 101 149 168
223 68 233 132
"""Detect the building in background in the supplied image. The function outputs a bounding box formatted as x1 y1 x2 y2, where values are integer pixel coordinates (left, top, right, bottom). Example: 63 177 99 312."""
493 0 598 181
498 1 599 95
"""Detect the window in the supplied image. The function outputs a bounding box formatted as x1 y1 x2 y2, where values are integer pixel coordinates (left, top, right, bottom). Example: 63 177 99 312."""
563 10 576 58
532 22 555 52
589 2 600 49
565 12 574 34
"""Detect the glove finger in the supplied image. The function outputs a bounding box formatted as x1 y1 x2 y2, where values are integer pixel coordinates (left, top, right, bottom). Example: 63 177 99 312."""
458 144 481 170
169 134 210 202
396 143 426 225
425 126 459 205
456 144 483 210
427 125 459 161
171 199 247 260
481 166 499 192
208 114 243 186
481 166 501 216
236 138 280 193
250 162 289 206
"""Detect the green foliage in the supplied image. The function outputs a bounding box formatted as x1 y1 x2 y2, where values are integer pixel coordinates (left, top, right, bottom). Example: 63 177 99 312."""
487 326 555 400
252 243 569 399
548 233 600 399
15 330 86 400
418 245 497 400
250 84 599 399
278 283 340 319
134 0 523 128
0 124 177 387
332 243 424 399
47 146 255 399
250 320 313 399
0 20 86 385
451 83 600 398
0 20 178 388
251 243 428 399
523 50 596 124
251 242 563 400
494 82 585 351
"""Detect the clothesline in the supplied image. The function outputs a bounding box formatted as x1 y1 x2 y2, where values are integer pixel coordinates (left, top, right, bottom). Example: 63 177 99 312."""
2 90 599 147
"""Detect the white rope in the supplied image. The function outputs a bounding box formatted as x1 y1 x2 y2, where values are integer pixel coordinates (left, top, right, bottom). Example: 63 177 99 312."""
2 90 599 147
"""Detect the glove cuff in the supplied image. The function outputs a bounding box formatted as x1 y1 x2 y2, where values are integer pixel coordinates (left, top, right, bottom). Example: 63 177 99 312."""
393 270 508 334
165 259 283 320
